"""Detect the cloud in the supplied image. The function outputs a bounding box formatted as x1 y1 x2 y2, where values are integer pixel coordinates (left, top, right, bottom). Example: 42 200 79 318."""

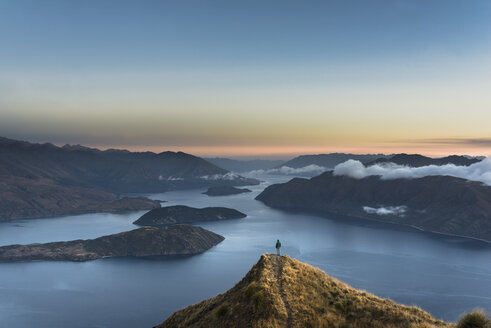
200 172 243 180
363 205 407 216
333 157 491 185
158 175 183 181
248 164 329 176
418 137 491 147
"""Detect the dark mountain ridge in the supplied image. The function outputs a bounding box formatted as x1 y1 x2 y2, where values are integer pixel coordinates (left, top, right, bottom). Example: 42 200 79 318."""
0 137 258 220
0 137 257 193
280 153 390 169
366 153 481 167
256 172 491 242
205 157 286 172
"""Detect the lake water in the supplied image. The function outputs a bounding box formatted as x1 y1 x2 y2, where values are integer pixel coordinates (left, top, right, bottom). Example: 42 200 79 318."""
1 174 490 327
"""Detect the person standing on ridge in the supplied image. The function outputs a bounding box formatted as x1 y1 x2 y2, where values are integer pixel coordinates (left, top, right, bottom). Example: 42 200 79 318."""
275 239 281 256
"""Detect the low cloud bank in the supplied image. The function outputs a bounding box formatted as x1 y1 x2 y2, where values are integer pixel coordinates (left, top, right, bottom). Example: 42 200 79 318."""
333 157 491 185
363 205 407 216
200 172 243 181
248 164 329 176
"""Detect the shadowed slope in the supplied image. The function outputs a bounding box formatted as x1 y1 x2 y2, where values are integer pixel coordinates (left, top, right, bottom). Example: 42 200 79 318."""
256 172 491 242
157 254 449 328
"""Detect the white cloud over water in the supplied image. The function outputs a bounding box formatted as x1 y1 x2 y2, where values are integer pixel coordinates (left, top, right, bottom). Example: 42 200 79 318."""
363 205 407 216
248 164 329 176
200 172 243 180
333 157 491 185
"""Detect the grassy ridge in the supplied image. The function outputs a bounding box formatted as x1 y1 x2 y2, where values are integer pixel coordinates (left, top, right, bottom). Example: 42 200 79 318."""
157 254 452 328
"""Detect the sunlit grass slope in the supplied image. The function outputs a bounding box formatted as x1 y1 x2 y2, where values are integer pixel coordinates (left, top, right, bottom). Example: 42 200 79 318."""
157 254 451 328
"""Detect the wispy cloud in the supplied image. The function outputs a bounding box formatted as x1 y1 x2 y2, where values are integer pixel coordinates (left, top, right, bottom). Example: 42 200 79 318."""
363 205 407 216
414 137 491 147
247 164 329 176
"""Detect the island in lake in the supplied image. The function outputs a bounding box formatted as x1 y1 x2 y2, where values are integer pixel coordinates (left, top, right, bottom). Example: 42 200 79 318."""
202 186 252 196
0 225 224 263
134 205 247 226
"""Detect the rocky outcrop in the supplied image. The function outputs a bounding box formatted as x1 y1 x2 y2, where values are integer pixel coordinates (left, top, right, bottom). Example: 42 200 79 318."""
0 225 224 263
133 205 247 226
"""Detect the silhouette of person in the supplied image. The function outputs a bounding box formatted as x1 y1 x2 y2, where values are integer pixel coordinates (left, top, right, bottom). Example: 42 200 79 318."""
275 239 281 256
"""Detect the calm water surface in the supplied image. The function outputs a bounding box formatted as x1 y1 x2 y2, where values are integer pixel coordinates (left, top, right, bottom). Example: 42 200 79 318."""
1 174 490 327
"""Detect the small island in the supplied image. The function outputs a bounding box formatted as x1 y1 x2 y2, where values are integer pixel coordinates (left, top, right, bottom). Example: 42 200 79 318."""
133 205 247 226
0 225 224 263
202 186 252 196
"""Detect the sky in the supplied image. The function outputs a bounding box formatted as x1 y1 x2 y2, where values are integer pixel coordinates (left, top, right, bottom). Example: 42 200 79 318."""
1 0 490 158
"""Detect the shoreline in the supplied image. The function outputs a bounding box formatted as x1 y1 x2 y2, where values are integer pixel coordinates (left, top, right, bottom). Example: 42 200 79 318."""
262 205 491 245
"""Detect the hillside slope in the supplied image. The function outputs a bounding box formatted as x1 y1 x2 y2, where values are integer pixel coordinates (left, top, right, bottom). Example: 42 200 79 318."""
256 172 491 242
0 137 258 220
157 254 449 328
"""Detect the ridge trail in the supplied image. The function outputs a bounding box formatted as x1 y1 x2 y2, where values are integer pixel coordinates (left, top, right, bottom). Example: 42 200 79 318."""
273 254 293 328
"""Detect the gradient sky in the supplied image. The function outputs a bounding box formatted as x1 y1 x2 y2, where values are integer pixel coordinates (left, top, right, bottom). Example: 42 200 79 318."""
1 0 490 158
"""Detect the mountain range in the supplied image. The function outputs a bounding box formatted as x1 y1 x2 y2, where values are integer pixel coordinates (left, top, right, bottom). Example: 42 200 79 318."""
278 153 390 169
0 137 258 220
366 153 481 167
205 157 286 172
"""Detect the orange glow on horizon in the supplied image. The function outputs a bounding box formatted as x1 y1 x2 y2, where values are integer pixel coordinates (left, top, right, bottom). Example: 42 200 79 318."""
90 143 491 159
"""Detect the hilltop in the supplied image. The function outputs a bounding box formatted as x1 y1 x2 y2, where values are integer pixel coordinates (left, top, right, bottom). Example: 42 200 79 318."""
157 254 449 328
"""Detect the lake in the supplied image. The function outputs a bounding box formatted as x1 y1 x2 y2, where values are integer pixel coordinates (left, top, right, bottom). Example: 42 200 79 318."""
1 174 490 327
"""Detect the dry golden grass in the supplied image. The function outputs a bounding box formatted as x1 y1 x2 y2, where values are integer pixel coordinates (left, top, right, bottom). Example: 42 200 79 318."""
157 254 453 328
